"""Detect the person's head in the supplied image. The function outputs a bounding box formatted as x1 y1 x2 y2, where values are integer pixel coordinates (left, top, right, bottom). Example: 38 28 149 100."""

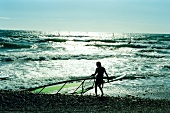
96 62 101 67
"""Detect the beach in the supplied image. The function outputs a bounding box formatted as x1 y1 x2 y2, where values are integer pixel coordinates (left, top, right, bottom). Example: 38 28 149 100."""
0 91 170 113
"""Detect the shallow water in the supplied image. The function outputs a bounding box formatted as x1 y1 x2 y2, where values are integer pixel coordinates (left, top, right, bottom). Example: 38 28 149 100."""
86 76 170 99
0 30 170 98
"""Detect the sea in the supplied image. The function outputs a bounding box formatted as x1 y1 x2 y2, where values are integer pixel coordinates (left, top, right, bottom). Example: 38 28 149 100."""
0 30 170 99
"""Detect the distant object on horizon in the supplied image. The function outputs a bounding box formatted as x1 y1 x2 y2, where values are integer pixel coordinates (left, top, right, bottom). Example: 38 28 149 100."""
128 37 132 44
112 33 115 38
58 31 60 37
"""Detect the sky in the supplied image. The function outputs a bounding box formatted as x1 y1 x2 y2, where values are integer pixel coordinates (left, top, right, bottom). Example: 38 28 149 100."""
0 0 170 33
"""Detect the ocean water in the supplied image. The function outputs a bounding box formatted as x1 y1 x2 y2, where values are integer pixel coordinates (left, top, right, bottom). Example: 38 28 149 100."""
0 30 170 98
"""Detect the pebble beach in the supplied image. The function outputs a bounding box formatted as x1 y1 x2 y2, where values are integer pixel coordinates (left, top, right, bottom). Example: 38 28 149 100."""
0 91 170 113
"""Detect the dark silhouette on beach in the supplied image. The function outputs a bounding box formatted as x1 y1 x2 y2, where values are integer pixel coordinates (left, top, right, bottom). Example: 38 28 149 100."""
91 62 109 97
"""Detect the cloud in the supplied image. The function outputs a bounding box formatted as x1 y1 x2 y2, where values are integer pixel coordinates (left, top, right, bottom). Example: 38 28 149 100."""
0 17 11 20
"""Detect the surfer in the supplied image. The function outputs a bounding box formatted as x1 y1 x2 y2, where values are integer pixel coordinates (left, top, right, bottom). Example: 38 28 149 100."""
91 62 109 97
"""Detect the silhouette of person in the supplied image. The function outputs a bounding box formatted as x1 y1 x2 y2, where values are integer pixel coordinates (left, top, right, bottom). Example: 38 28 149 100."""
91 62 109 97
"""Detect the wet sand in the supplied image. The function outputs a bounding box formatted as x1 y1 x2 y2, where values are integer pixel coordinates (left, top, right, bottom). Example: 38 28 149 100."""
0 91 170 113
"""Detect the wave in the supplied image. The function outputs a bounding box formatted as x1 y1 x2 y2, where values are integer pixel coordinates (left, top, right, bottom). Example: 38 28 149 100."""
135 34 170 40
139 49 155 52
126 73 168 78
86 43 148 49
37 38 117 43
162 65 170 69
86 42 170 50
0 37 13 42
158 38 170 41
151 45 170 49
0 54 113 62
139 49 170 55
135 53 165 58
0 42 31 49
38 38 67 43
73 39 116 43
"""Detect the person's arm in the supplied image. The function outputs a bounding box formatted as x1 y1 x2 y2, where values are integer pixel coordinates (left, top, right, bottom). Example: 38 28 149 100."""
91 68 97 76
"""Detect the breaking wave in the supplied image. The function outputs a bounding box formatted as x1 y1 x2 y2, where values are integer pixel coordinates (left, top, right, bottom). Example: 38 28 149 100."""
0 42 31 49
0 54 113 62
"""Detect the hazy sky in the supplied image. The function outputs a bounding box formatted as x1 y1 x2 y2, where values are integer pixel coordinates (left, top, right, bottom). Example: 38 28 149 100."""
0 0 170 33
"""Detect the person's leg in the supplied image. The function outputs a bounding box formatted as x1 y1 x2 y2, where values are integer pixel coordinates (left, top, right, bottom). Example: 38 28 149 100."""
95 82 98 96
99 84 104 97
102 80 104 88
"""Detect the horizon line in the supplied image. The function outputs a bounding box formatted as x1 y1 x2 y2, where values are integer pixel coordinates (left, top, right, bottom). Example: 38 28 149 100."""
0 28 170 35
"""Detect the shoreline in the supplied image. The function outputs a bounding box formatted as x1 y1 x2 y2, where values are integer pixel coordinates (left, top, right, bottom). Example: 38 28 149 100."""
1 91 170 113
